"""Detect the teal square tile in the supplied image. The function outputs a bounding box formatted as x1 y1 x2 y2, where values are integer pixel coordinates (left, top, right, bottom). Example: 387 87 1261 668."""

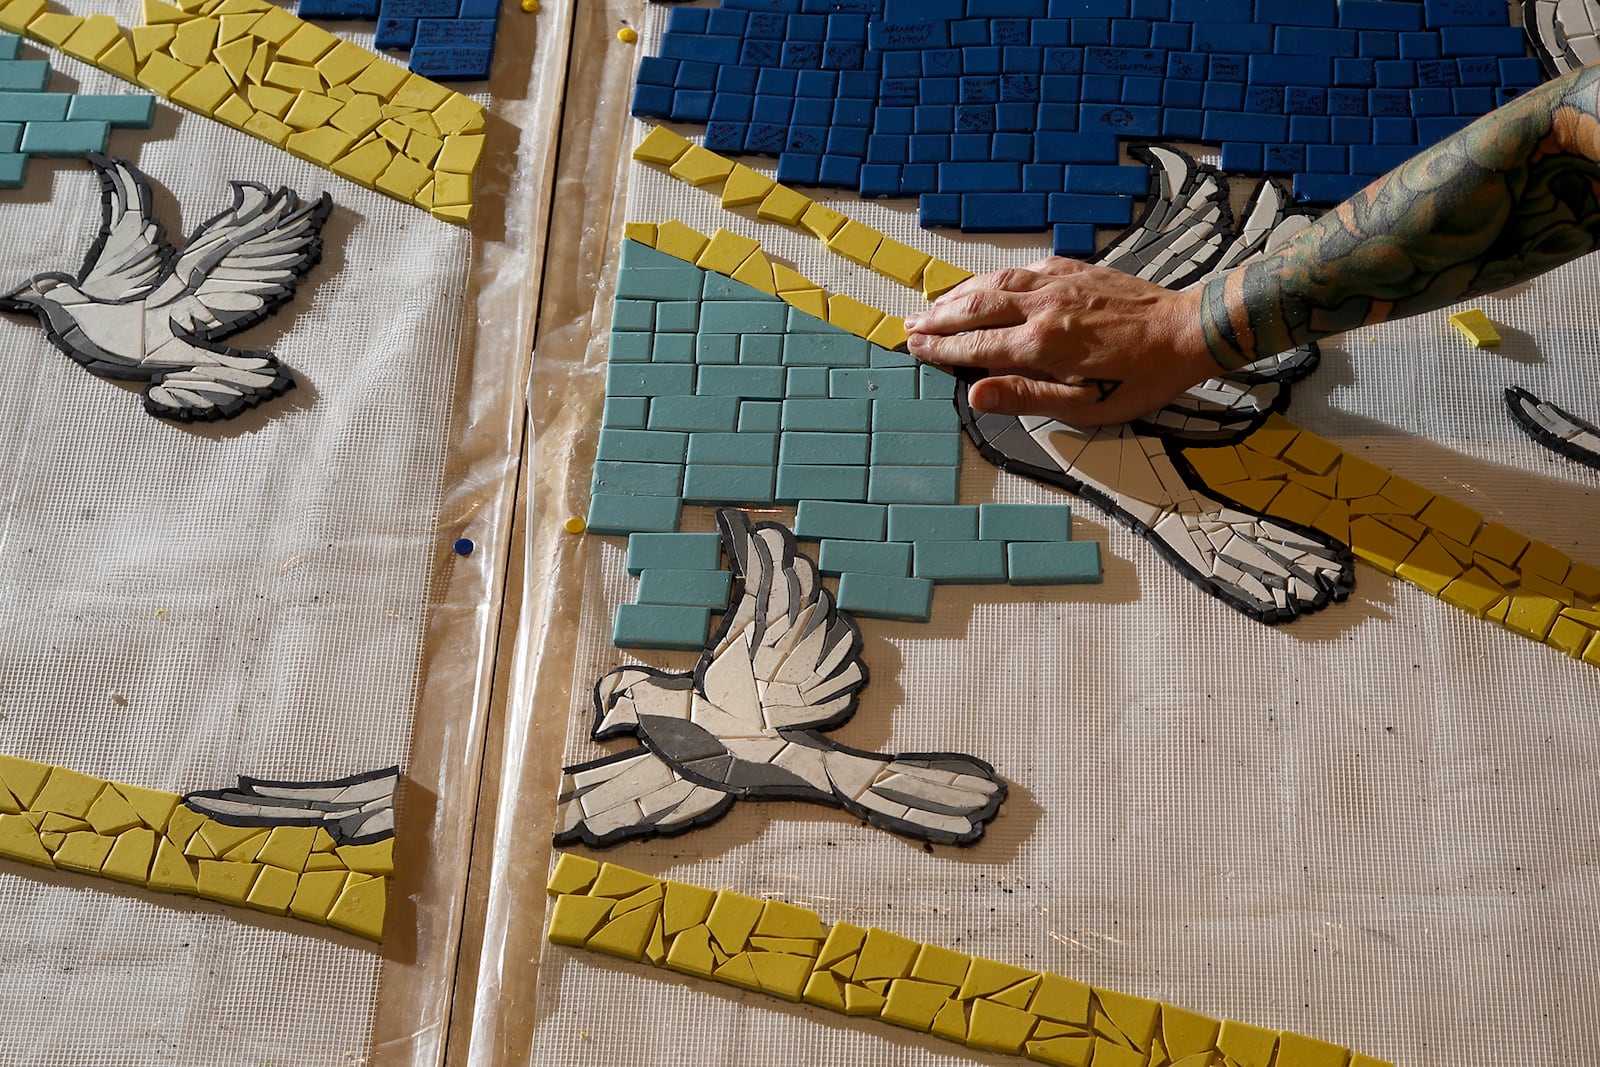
602 396 649 429
652 333 695 363
738 401 782 432
612 299 656 332
655 300 700 332
785 367 829 397
608 331 652 362
695 334 739 364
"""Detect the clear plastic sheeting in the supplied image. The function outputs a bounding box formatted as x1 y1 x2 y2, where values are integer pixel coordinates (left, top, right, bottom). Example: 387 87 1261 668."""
0 0 557 1059
493 0 1600 1064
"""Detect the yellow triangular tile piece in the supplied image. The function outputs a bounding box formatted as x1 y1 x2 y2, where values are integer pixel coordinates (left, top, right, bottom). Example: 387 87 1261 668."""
96 35 139 79
633 124 692 165
101 827 157 885
721 163 775 207
922 259 973 300
731 251 777 294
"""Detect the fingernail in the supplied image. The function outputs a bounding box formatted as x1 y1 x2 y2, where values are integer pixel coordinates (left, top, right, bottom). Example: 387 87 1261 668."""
903 314 921 330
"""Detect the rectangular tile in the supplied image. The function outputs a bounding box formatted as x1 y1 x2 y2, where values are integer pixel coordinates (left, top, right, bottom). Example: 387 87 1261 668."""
868 464 960 504
737 400 782 433
979 502 1072 541
872 398 959 432
781 332 873 366
591 460 684 497
835 572 935 621
608 363 695 397
699 301 788 333
586 493 681 535
819 539 913 577
635 568 734 608
782 398 872 432
776 464 869 502
682 463 776 504
626 532 724 573
887 504 979 541
696 364 786 398
687 431 778 465
870 431 962 466
597 428 688 464
913 540 1006 582
780 431 870 466
602 396 649 429
830 367 919 399
1007 540 1103 584
793 500 888 542
613 603 712 650
648 395 739 432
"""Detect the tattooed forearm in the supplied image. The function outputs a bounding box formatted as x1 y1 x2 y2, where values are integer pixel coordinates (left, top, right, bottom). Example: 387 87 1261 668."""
1200 64 1600 370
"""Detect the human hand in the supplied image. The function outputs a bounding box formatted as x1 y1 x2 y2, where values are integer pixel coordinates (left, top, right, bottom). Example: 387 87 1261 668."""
902 257 1220 426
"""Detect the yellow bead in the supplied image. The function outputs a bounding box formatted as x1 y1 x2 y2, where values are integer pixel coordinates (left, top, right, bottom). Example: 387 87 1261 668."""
616 26 637 42
520 0 539 10
565 516 586 535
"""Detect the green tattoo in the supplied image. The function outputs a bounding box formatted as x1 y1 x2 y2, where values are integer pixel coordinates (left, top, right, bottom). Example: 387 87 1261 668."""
1200 65 1600 370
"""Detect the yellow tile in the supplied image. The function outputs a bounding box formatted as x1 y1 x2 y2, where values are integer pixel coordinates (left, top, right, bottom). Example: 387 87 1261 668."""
221 830 268 864
922 259 973 300
1379 475 1433 516
373 152 431 196
303 851 346 871
772 262 816 293
1566 561 1600 601
1348 516 1418 576
1448 307 1500 347
906 944 970 987
720 162 774 207
249 825 317 873
827 293 884 339
53 830 115 874
545 852 600 895
168 15 218 66
816 920 867 971
38 830 64 852
25 11 81 46
190 818 255 858
131 23 177 61
275 21 337 64
194 859 261 904
1280 430 1343 476
645 915 668 965
1093 987 1160 1047
1395 535 1464 596
60 13 122 62
288 868 349 923
660 879 715 935
33 767 105 820
866 315 910 351
1089 1039 1147 1067
1333 453 1391 499
284 125 357 165
654 219 710 263
1025 1035 1094 1067
870 237 932 288
1162 1005 1220 1057
172 62 236 113
705 889 764 954
989 976 1041 1010
881 978 956 1030
405 129 443 166
40 812 88 833
664 924 717 977
148 836 198 894
1471 521 1530 567
853 927 919 982
754 898 829 941
143 0 189 21
1183 445 1249 486
283 89 341 129
432 91 484 135
1349 1057 1396 1067
212 34 253 83
730 250 777 294
329 92 384 136
242 3 295 43
1584 631 1600 669
325 137 388 186
1522 572 1576 605
782 288 828 321
436 133 484 174
430 203 473 225
1217 1020 1279 1067
1264 480 1329 528
633 124 692 165
1505 593 1562 641
326 872 387 940
264 60 324 93
0 755 51 807
0 0 40 33
217 10 258 41
393 109 441 137
587 901 661 960
747 934 819 955
101 828 157 885
1440 568 1506 617
164 805 205 850
0 784 19 815
243 110 293 144
694 227 759 275
547 891 615 947
85 786 142 836
314 39 371 85
957 956 1035 1000
843 981 887 1017
376 117 409 148
0 813 54 867
965 997 1035 1055
930 999 970 1043
391 72 449 110
136 50 199 96
622 221 657 247
244 39 269 83
344 57 405 98
711 950 762 992
801 969 847 1010
799 202 847 240
1417 495 1483 545
1520 540 1572 582
826 219 882 266
668 143 735 186
757 183 811 225
244 863 299 914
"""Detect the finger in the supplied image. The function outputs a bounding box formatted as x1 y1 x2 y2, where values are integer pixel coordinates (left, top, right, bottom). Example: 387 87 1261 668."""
968 375 1127 427
904 287 1029 336
1017 255 1092 277
905 323 1037 367
930 265 1051 307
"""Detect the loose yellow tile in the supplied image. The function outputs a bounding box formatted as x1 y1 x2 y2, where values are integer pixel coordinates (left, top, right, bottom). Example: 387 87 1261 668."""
965 997 1036 1055
931 999 969 1043
315 39 371 85
729 250 777 294
169 15 219 66
0 755 51 807
1217 1019 1279 1067
881 978 957 1030
633 124 692 165
276 20 337 64
212 92 253 126
243 110 293 144
0 0 42 33
263 60 324 93
33 768 105 820
287 125 359 166
172 62 236 113
1448 307 1501 347
826 218 882 266
705 889 764 954
757 183 811 225
52 830 114 874
85 786 142 836
771 263 816 293
326 872 387 940
244 863 299 914
694 227 759 275
61 13 122 63
405 130 442 166
827 293 884 339
436 132 484 174
101 828 157 884
922 259 973 300
870 237 932 288
654 219 710 263
373 151 431 196
349 56 408 97
782 288 829 321
288 868 349 923
1395 534 1464 596
669 143 735 187
853 927 919 982
147 837 198 893
25 11 82 46
0 813 54 867
799 201 847 240
546 852 600 895
843 981 887 1017
330 93 383 136
432 91 483 135
164 805 205 850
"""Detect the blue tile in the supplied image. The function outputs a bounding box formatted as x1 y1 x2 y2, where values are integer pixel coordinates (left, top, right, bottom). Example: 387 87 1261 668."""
652 334 695 363
740 334 784 365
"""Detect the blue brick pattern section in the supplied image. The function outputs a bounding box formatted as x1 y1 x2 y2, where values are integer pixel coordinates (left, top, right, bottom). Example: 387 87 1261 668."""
630 0 1543 254
591 244 1106 632
297 0 499 81
0 35 155 189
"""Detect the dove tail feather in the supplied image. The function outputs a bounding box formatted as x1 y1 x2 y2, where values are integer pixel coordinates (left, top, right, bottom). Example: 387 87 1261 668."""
142 352 295 421
824 746 1006 847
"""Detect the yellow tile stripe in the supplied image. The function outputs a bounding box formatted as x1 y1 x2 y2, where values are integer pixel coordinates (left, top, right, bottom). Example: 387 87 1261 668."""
624 217 916 353
0 752 392 940
633 125 975 302
547 852 1391 1067
1185 413 1600 663
0 0 485 223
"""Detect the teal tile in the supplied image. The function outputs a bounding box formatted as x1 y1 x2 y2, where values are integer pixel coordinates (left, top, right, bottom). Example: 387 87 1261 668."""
700 301 786 334
980 503 1073 541
591 460 683 497
621 239 699 272
608 331 651 362
794 501 887 542
648 395 738 432
0 34 19 60
738 401 781 432
602 396 649 429
586 493 681 535
702 274 770 300
0 152 25 188
627 532 723 573
616 266 702 301
0 122 17 152
830 368 918 399
688 431 777 465
695 333 738 363
696 364 785 398
0 91 68 122
683 463 775 504
0 60 48 92
913 540 1006 583
869 464 959 504
919 365 955 399
786 306 838 332
782 398 871 432
612 299 655 331
836 573 934 622
635 568 733 609
887 504 978 541
873 399 959 432
1007 541 1103 584
597 428 687 464
782 333 872 367
613 603 711 650
780 431 869 466
785 367 829 397
64 94 154 126
776 464 868 502
739 334 782 364
18 119 107 156
869 345 919 369
655 301 700 332
819 539 911 577
652 334 694 363
871 431 962 466
607 363 694 397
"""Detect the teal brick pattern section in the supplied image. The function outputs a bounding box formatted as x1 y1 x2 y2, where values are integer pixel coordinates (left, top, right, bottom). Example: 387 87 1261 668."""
592 240 1106 636
0 36 156 190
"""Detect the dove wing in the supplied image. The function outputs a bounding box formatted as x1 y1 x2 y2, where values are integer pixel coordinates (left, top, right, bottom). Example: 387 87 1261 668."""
75 154 174 303
697 510 869 735
147 180 332 341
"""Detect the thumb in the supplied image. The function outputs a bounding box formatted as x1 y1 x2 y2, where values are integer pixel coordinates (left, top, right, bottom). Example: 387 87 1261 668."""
968 376 1120 426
